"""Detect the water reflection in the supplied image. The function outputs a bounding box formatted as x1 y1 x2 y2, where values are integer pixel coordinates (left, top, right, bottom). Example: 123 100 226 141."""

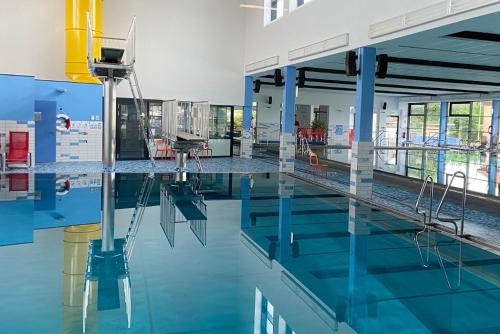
160 172 207 247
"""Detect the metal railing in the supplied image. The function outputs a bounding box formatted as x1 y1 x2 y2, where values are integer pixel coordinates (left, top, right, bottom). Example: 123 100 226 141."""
414 175 434 268
436 171 467 236
125 173 155 260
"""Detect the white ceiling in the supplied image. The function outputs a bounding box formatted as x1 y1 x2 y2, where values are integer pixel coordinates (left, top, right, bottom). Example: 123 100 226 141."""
259 10 500 96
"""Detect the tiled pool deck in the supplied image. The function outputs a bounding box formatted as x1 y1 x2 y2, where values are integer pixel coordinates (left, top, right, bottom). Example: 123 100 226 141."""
2 155 499 245
2 158 278 174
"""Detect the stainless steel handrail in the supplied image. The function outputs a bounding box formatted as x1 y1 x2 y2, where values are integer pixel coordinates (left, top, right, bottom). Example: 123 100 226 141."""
415 175 434 224
436 171 467 236
414 175 434 267
435 238 462 290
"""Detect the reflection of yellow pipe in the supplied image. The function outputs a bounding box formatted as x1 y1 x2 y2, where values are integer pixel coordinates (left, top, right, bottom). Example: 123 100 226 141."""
62 224 101 334
65 0 102 83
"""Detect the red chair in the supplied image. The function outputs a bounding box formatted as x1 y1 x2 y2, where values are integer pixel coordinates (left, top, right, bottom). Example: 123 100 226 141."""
201 142 213 158
305 128 314 142
154 139 172 160
9 174 29 191
6 132 31 168
308 152 328 178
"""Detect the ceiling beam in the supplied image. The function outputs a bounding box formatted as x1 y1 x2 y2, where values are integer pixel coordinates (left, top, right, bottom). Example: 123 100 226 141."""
306 78 484 93
302 84 435 96
387 56 500 72
296 67 500 87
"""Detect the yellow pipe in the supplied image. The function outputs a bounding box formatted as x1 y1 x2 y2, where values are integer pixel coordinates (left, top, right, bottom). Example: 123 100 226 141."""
65 0 102 83
62 224 101 333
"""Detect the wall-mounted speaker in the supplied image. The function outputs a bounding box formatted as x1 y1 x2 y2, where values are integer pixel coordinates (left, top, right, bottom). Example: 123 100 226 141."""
253 80 261 93
376 54 389 79
298 70 306 88
382 102 387 110
268 96 273 105
345 51 357 77
274 69 283 87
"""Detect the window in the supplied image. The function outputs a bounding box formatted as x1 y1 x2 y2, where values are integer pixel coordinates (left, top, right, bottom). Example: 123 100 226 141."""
290 0 314 11
264 0 284 25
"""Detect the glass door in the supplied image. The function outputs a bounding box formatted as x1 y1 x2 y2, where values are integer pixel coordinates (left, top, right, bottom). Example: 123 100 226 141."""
116 98 147 160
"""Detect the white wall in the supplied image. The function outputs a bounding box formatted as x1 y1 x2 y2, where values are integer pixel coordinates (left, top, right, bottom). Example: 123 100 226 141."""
0 0 65 80
243 0 500 71
0 0 246 106
104 0 246 105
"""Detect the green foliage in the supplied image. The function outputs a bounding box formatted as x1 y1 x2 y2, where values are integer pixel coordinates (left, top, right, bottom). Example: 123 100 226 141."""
311 119 327 132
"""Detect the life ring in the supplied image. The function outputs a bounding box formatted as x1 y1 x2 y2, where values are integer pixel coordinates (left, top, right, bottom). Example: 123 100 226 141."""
56 178 71 196
56 114 71 132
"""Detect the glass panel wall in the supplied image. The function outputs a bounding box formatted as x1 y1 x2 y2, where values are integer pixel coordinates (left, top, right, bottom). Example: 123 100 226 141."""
405 100 498 196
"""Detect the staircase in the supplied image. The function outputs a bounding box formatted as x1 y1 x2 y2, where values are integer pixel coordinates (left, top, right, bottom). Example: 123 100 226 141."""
128 68 156 166
125 173 155 259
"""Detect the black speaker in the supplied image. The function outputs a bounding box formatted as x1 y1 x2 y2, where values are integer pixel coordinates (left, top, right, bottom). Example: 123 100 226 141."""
298 70 306 88
376 54 389 79
253 79 261 93
382 102 387 110
268 96 273 105
274 69 283 87
345 51 357 77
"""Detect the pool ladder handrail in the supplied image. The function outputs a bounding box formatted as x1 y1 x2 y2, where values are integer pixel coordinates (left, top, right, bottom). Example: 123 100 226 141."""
434 238 462 290
414 175 434 268
125 172 155 259
436 171 467 236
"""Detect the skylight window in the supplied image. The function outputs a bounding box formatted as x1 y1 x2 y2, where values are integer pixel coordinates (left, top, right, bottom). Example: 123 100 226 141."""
264 0 284 25
290 0 314 11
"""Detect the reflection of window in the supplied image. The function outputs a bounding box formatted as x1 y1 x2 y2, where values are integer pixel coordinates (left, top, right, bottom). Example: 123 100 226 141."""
264 0 284 25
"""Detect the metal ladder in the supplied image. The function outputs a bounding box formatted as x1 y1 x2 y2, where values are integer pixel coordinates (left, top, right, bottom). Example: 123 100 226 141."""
436 171 467 236
128 68 156 167
414 175 434 268
192 148 203 172
125 173 155 259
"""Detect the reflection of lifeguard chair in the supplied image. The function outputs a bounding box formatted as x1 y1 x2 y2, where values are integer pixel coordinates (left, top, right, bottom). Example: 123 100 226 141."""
86 14 155 170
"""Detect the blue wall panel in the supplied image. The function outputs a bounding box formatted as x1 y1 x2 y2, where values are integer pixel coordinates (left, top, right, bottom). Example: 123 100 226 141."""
0 74 35 121
35 80 102 121
34 186 101 229
0 200 34 246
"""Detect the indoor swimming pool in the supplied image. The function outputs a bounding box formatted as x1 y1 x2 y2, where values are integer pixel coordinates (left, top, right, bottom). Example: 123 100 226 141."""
0 173 499 333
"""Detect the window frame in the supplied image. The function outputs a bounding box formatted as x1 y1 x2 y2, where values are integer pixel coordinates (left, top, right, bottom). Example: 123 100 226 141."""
264 0 284 26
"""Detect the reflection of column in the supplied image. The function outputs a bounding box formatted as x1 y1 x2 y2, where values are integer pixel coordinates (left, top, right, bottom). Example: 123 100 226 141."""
62 224 101 334
350 48 376 198
241 76 254 159
437 102 448 184
240 175 251 229
278 175 294 262
488 100 499 196
347 199 370 330
102 173 115 252
280 66 296 173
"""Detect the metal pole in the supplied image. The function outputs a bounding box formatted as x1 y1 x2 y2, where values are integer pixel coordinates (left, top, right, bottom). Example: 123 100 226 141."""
102 172 116 252
103 78 117 170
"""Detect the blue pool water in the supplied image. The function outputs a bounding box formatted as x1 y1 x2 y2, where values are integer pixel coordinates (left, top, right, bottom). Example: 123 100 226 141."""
0 173 499 333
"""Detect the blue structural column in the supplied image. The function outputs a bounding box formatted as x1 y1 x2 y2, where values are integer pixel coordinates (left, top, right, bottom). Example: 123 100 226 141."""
437 102 448 184
280 66 297 172
350 48 376 198
278 175 294 263
241 76 254 159
347 199 370 329
240 175 251 229
488 100 499 195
